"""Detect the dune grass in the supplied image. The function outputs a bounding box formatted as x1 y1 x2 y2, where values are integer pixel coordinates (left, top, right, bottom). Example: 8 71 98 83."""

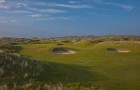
18 41 140 90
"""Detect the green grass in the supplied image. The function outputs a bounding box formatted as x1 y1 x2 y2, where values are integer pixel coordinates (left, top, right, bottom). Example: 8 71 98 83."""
18 41 140 90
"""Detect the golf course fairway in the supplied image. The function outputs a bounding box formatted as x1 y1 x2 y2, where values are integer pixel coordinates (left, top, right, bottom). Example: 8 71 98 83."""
18 41 140 90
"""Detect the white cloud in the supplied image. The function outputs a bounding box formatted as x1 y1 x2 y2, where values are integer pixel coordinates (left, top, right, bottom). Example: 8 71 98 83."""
0 0 5 3
29 14 49 18
32 2 93 9
0 18 18 23
30 14 43 18
27 7 65 14
39 9 65 13
105 3 134 11
48 3 92 8
68 1 78 4
0 4 10 9
15 3 28 8
0 0 10 9
0 1 28 9
13 10 32 14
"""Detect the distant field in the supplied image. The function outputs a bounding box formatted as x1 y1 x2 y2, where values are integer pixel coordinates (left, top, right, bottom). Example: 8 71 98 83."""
18 41 140 90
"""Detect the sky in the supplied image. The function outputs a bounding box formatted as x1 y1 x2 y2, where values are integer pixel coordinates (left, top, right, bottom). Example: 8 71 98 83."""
0 0 140 38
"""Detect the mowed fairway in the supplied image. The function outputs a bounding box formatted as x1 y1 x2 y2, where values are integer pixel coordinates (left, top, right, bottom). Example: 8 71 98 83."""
18 41 140 90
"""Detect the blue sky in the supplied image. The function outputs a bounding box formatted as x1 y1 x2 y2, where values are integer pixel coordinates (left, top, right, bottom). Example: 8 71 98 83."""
0 0 140 38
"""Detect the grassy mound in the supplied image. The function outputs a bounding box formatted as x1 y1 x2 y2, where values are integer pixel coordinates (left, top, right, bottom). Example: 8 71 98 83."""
0 52 68 90
0 53 39 89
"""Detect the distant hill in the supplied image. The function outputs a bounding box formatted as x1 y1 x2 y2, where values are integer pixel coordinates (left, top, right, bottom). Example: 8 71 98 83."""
0 35 140 45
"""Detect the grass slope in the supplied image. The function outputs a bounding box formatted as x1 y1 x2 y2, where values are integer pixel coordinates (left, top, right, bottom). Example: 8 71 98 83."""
0 52 101 90
18 41 140 90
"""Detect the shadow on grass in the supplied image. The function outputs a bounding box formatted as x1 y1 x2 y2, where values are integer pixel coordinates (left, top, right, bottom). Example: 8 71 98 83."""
39 62 106 85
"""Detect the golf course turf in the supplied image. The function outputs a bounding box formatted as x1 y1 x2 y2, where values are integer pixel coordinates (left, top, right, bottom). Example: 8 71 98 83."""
18 41 140 90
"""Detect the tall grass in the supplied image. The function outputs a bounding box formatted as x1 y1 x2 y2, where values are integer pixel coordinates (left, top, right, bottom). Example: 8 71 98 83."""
0 52 103 90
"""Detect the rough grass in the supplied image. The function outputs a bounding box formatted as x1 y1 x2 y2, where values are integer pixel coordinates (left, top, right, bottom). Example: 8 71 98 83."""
0 52 105 90
18 41 140 90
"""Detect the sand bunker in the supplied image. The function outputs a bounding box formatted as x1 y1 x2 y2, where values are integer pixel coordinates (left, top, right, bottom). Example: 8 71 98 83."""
53 48 76 54
107 48 130 53
0 50 4 53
